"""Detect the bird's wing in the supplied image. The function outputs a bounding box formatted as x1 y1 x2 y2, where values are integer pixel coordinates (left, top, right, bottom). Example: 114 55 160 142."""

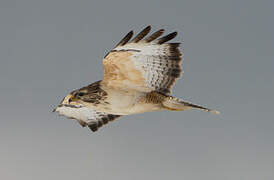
102 26 182 94
56 105 121 132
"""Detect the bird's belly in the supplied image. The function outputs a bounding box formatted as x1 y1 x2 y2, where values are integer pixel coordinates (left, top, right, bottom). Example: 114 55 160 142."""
96 90 162 115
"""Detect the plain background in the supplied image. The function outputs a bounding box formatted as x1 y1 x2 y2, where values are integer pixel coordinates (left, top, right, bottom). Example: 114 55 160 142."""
1 0 273 180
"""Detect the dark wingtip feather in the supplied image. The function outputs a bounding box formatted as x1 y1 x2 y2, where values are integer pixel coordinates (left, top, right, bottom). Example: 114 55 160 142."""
77 120 87 127
101 117 109 124
131 26 151 43
87 115 121 132
145 29 165 42
88 123 98 132
108 114 120 121
115 30 134 47
156 31 177 44
169 43 182 58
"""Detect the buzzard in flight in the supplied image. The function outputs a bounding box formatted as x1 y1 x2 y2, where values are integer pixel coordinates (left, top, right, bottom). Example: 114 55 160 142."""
53 26 219 132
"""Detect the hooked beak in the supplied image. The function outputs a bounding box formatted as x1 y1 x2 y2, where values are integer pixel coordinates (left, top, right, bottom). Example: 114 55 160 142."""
52 104 62 112
52 94 81 113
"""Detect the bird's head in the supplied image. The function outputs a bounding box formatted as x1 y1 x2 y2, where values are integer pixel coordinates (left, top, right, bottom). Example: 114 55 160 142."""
53 81 102 116
53 88 90 113
52 87 99 124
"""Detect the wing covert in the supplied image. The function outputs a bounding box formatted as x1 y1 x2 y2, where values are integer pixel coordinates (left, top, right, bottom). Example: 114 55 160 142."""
102 26 183 94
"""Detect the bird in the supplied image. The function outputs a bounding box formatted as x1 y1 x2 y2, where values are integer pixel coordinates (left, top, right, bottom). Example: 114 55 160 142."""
53 26 219 132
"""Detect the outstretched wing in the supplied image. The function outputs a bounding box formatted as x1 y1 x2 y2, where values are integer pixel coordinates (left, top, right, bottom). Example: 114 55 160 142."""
55 105 121 132
102 26 183 94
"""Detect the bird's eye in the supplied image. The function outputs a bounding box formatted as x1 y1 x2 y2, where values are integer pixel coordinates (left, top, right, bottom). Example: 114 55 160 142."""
77 92 85 97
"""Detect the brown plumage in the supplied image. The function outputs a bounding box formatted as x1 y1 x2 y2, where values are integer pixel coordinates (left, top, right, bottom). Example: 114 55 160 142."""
115 31 133 47
130 25 151 43
54 26 219 132
156 32 178 44
144 29 165 42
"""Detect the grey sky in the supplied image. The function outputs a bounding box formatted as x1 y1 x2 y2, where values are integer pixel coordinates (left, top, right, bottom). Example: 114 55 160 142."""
0 0 274 179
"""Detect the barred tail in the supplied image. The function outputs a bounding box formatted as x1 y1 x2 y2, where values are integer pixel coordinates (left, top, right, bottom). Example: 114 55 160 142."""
162 96 220 114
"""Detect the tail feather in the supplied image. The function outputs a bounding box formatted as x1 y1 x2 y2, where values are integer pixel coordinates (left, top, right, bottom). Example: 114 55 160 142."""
162 96 220 114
